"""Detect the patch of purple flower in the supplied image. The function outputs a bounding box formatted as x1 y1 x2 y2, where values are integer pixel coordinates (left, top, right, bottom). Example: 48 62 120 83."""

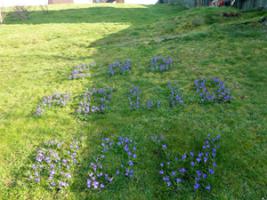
145 99 161 110
158 134 221 192
69 63 95 80
108 59 131 76
167 82 184 107
28 139 80 190
86 136 137 191
35 93 70 116
194 78 231 103
150 56 173 72
128 86 141 110
76 88 113 115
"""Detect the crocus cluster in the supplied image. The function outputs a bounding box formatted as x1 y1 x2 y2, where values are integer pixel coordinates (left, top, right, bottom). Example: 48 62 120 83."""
35 93 70 116
167 82 184 107
76 88 113 114
87 136 137 190
108 59 131 76
28 140 80 190
69 63 93 80
128 86 141 110
159 134 220 192
194 78 231 103
150 56 173 72
145 99 161 110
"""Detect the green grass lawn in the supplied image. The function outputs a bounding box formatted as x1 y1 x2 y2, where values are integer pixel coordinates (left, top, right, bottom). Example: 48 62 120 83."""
0 3 267 200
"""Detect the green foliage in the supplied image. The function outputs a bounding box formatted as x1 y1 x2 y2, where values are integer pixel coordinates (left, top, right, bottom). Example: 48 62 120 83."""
0 3 266 200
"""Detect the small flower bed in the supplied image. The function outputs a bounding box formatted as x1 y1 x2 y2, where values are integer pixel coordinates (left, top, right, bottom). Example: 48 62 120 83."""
76 88 113 114
194 78 231 103
69 63 93 80
158 134 220 192
35 93 70 116
108 59 131 76
128 86 161 111
145 99 161 110
86 136 137 190
150 56 173 72
128 86 141 110
167 82 184 107
27 140 80 191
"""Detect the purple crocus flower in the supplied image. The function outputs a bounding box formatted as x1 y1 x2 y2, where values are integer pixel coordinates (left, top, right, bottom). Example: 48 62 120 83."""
93 181 99 189
209 168 215 175
205 185 211 191
176 178 182 183
163 176 170 182
128 160 134 166
196 170 202 177
179 168 186 173
181 153 187 160
194 183 200 191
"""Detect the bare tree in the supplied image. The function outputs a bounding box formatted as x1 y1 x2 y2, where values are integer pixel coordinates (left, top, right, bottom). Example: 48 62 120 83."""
0 8 3 23
0 7 6 24
13 6 29 20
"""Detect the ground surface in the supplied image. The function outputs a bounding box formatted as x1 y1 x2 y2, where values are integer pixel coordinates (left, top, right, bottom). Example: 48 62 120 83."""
0 4 266 200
